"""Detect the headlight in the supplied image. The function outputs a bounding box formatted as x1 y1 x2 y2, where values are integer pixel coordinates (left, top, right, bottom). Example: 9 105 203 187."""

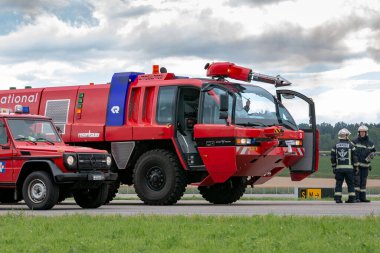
67 155 75 166
106 156 112 167
63 153 77 169
236 138 255 145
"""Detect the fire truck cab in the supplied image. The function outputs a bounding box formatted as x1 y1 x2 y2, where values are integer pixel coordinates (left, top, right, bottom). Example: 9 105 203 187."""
0 106 117 210
0 62 319 205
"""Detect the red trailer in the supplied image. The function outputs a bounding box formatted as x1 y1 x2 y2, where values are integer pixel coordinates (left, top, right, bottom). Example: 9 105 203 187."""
0 62 319 205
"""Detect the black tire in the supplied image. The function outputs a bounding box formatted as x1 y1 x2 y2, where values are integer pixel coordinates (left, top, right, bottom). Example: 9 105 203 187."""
22 171 59 210
73 183 109 209
104 180 120 204
0 189 19 203
198 177 247 204
133 149 187 205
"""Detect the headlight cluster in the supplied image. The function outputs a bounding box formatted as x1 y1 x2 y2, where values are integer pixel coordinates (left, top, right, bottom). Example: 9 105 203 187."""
236 138 255 145
63 153 112 170
63 153 78 170
284 140 303 146
106 155 112 168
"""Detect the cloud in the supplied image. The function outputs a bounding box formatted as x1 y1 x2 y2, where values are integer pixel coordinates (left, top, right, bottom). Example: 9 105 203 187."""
0 0 378 68
225 0 295 7
0 0 97 30
122 15 365 67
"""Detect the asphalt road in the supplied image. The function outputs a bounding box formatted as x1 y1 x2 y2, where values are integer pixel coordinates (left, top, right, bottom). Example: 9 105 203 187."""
1 200 379 217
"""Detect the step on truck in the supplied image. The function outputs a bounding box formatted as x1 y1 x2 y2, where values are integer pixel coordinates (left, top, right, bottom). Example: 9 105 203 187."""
0 105 117 210
0 62 319 205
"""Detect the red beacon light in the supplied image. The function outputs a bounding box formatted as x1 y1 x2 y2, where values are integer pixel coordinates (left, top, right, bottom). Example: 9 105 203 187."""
205 62 291 87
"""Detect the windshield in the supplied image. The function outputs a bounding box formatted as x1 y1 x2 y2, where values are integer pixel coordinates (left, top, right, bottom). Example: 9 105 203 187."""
233 84 297 129
7 119 62 143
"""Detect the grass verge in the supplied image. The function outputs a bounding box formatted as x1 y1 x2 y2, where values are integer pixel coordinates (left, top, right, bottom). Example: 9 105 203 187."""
279 156 380 179
0 215 380 253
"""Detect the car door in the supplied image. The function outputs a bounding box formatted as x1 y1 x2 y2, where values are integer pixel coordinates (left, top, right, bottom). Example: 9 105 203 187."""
276 90 319 181
0 120 14 183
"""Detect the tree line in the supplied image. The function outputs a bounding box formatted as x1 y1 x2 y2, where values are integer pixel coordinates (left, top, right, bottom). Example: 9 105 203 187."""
301 122 380 151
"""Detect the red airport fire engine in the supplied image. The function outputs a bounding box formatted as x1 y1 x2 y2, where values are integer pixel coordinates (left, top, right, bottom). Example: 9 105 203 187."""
0 62 319 205
0 105 116 210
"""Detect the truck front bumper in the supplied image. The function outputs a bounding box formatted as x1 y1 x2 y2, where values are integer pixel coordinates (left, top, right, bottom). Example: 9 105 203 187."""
55 171 118 183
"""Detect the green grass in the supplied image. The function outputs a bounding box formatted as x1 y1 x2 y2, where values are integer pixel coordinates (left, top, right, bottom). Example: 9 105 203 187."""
313 156 380 179
0 215 380 253
280 156 380 179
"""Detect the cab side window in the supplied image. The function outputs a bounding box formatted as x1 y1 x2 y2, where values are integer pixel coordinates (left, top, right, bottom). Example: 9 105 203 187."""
202 88 233 124
156 86 177 124
0 123 8 145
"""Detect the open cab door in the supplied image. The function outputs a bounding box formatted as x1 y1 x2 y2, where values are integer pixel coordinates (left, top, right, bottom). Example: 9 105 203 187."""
276 90 319 181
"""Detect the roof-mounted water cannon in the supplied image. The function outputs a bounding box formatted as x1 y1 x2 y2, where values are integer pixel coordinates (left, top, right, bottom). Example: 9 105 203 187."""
204 62 292 87
205 62 251 82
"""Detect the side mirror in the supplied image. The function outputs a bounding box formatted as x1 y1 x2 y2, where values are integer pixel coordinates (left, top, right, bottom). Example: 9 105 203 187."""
219 94 229 125
219 94 229 112
219 111 228 120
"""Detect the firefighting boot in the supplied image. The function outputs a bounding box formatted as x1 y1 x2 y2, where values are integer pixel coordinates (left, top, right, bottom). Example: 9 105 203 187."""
355 191 360 202
335 197 343 204
345 195 358 203
360 192 371 203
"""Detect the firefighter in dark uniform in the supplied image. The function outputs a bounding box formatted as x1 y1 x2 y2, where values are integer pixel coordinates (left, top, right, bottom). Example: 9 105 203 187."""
331 128 359 203
352 125 376 202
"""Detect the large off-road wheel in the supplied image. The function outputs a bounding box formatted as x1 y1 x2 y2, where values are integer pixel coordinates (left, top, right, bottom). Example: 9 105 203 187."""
104 180 120 204
73 183 109 209
133 149 187 205
22 171 60 210
198 177 247 204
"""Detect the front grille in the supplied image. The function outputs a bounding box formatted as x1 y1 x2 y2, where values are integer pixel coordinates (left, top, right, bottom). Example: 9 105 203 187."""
78 153 108 170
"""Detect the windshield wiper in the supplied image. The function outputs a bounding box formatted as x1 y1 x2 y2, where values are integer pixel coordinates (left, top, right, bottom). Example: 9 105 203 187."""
14 137 37 145
236 122 267 127
36 137 55 145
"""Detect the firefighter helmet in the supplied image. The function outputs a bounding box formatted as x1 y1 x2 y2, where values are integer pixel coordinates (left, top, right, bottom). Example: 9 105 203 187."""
358 125 368 132
338 128 351 139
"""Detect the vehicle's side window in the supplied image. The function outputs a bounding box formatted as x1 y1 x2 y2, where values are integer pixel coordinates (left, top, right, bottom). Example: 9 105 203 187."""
157 86 177 124
202 88 233 124
0 121 8 145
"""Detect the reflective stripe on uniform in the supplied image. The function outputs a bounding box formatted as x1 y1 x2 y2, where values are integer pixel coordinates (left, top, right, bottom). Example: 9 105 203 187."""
354 187 360 191
336 165 353 169
358 163 371 167
331 148 336 152
334 192 342 196
360 189 367 192
332 163 337 166
355 144 375 149
348 192 356 196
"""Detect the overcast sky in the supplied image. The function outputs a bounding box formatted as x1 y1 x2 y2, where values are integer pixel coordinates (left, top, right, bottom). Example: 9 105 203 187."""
0 0 379 124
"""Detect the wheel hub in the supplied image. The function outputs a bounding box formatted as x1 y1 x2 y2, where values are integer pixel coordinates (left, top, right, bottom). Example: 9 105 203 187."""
146 167 166 191
28 179 47 203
